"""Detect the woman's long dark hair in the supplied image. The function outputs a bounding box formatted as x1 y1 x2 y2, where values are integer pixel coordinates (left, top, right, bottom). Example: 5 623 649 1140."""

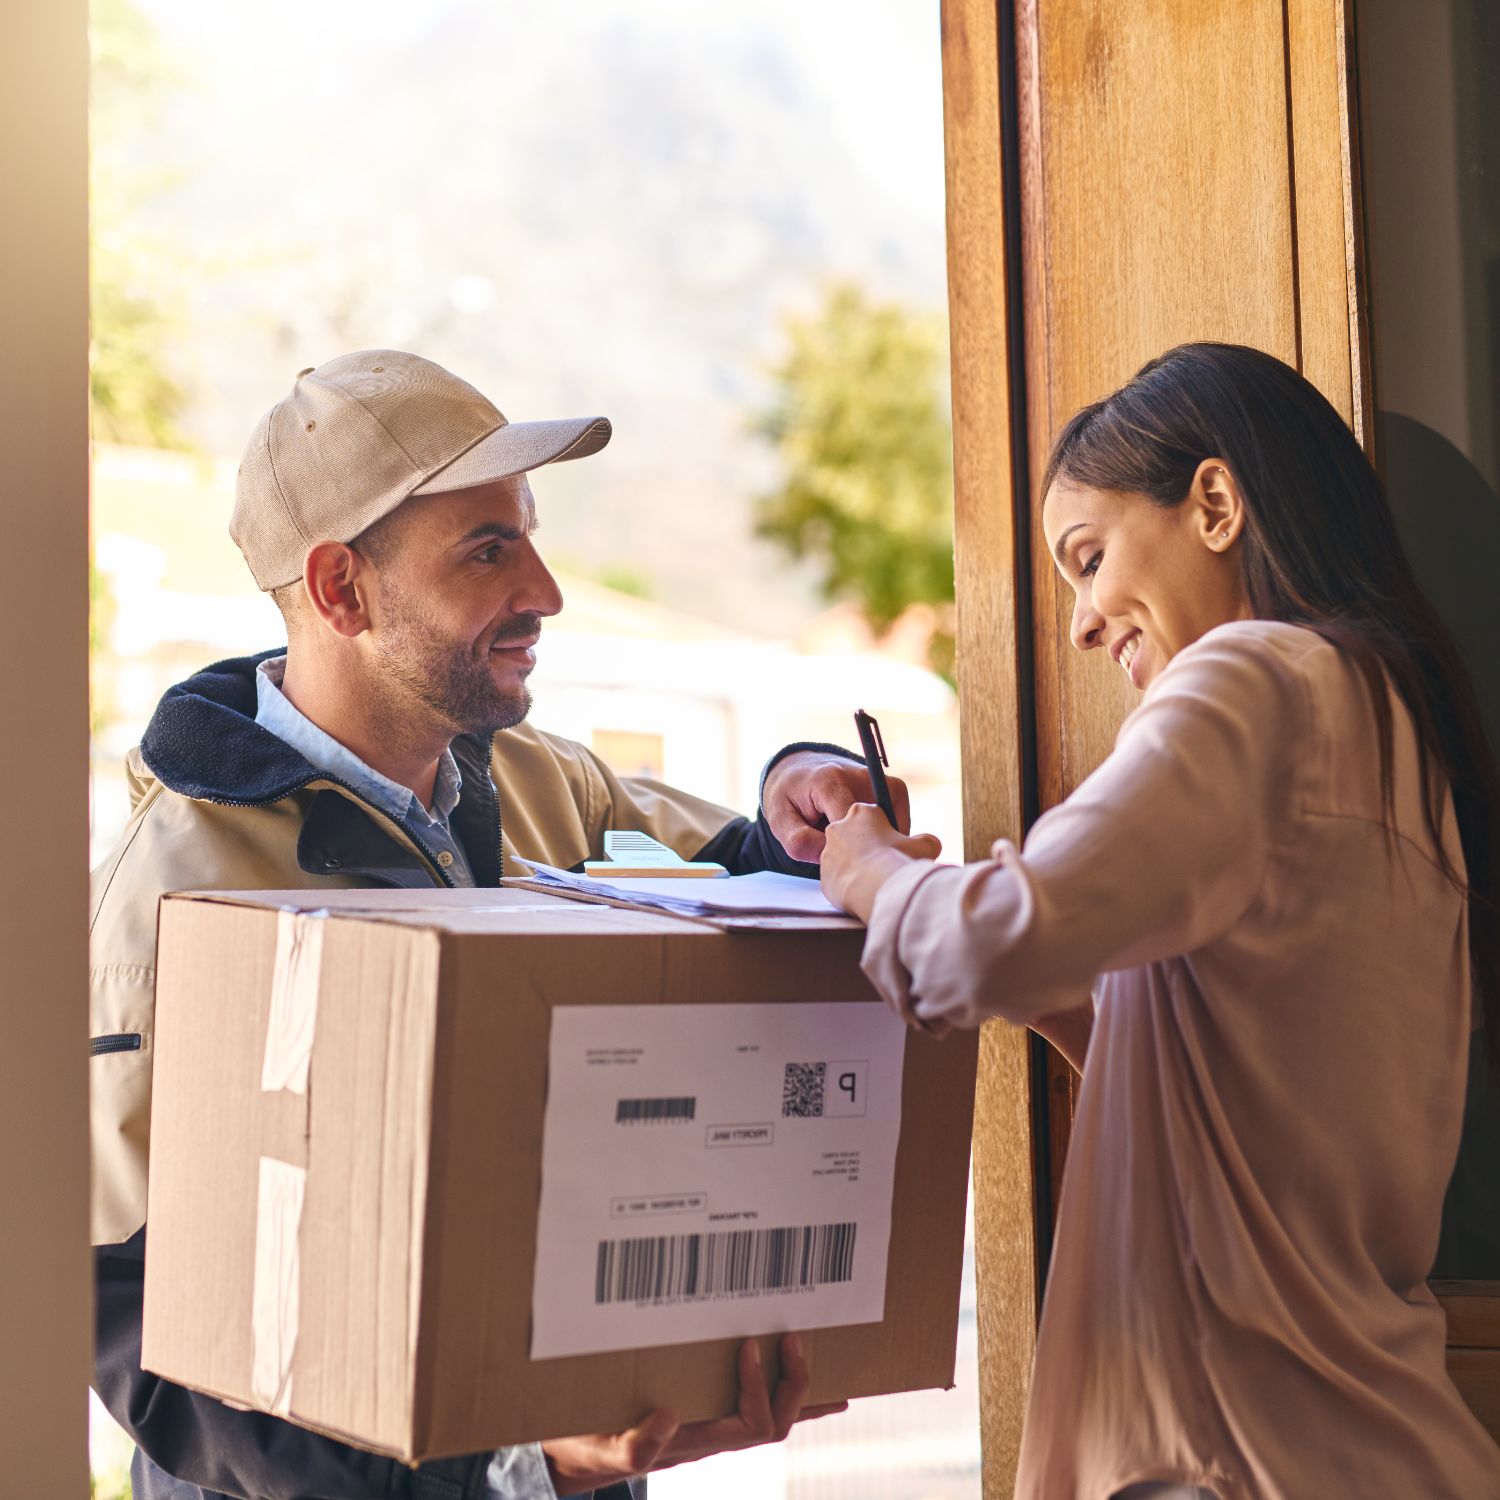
1042 341 1500 1068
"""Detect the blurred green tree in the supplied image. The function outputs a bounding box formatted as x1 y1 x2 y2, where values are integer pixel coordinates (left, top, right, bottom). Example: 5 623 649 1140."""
90 1464 131 1500
90 0 191 448
595 565 655 600
89 0 193 743
755 283 955 680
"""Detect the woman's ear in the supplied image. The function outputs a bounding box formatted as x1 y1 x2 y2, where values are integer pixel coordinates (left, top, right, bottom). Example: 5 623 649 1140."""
1190 458 1244 554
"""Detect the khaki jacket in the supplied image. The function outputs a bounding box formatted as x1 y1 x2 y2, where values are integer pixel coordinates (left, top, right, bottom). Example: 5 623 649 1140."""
90 658 755 1246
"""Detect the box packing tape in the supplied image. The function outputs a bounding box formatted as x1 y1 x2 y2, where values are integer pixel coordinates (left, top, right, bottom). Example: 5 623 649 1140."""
251 910 326 1413
251 1155 305 1414
261 911 326 1094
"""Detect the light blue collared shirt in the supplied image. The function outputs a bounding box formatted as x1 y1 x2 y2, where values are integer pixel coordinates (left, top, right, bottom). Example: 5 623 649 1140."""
254 656 476 887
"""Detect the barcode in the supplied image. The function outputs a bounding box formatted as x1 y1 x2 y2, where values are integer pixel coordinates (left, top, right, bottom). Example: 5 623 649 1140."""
594 1221 857 1304
615 1096 697 1124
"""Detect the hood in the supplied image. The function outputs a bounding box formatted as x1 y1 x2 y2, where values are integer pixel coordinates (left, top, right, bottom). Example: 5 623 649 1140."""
124 746 159 817
139 649 328 805
139 649 498 811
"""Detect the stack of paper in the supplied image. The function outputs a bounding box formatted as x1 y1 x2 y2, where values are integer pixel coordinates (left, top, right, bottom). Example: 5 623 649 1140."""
514 862 850 920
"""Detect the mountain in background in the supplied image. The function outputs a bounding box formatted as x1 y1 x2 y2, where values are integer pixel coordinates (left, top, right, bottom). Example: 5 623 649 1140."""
121 0 948 633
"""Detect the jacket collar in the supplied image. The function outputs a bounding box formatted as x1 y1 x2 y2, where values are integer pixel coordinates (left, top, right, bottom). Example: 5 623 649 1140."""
139 650 496 818
140 649 319 805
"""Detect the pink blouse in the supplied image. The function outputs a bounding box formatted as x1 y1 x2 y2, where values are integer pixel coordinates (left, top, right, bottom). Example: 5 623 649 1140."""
863 621 1500 1498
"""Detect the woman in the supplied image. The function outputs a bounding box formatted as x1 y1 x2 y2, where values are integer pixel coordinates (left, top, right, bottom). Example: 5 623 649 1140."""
821 344 1500 1499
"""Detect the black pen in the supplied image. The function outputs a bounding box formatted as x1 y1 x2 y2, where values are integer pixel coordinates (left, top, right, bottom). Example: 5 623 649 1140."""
854 709 899 829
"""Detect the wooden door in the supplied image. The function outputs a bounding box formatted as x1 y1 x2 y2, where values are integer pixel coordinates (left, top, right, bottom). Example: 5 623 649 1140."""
942 1 1368 1492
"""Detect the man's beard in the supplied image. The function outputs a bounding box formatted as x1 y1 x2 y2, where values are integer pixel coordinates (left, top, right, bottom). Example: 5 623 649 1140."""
372 587 538 738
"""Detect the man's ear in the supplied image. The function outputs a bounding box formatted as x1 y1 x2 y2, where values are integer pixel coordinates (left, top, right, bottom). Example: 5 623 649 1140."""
302 541 373 638
1190 458 1245 554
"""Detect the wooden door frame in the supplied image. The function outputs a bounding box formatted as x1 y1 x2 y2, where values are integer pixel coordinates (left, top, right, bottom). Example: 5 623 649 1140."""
0 0 92 1489
940 2 1046 1493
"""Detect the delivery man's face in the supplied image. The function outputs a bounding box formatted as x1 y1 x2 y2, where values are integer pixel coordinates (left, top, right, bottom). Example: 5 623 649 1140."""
362 473 565 735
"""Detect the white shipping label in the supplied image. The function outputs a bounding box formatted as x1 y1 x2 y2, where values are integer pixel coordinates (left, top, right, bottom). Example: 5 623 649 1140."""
530 1002 906 1359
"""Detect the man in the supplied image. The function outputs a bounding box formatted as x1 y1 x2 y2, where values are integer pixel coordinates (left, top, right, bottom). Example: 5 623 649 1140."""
90 351 912 1500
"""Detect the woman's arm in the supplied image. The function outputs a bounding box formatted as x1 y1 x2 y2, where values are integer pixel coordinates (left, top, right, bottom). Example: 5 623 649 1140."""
843 627 1306 1031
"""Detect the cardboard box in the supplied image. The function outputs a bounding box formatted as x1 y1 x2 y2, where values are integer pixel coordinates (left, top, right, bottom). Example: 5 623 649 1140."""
143 886 977 1462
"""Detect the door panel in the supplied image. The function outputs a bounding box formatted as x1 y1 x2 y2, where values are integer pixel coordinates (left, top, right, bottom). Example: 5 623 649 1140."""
1288 0 1368 439
1022 0 1344 809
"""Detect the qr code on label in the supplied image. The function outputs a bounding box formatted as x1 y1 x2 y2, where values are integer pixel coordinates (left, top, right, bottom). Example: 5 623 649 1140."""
782 1061 826 1118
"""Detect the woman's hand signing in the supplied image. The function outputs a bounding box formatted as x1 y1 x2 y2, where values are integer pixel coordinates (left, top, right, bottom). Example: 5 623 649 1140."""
819 802 941 923
761 751 913 863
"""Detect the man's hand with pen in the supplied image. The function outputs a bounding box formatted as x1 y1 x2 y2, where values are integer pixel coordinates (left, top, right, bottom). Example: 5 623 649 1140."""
762 746 912 863
762 714 943 919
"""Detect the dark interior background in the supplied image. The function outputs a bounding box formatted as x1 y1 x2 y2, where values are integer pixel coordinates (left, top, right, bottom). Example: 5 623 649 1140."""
1358 0 1500 1278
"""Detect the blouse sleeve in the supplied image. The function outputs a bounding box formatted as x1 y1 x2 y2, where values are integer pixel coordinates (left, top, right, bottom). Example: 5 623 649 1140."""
860 626 1309 1029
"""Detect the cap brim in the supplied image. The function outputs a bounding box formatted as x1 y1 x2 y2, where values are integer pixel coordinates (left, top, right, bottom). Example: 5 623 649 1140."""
411 414 612 497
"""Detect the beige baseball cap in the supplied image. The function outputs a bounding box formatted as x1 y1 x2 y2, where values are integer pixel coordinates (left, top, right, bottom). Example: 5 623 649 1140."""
231 349 612 590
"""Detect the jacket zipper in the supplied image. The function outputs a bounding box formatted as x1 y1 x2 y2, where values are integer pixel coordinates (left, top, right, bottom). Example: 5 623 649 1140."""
479 757 505 878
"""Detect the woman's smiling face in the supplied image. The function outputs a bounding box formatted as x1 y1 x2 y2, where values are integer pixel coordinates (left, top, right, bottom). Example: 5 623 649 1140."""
1041 460 1252 691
